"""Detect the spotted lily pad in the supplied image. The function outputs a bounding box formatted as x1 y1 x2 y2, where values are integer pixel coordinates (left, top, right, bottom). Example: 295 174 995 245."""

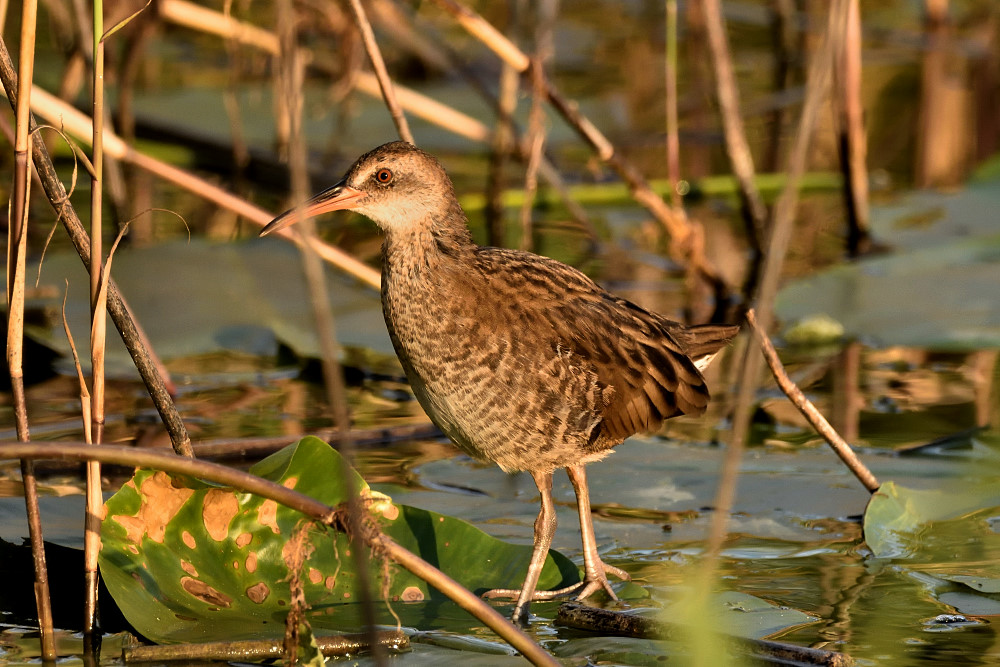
99 437 581 643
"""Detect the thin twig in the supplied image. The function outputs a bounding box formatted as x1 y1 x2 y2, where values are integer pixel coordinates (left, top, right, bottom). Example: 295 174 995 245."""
346 0 412 143
747 310 879 492
8 0 56 656
0 442 560 667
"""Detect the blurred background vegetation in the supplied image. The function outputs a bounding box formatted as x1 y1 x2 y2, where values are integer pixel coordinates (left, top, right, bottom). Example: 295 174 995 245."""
0 0 999 664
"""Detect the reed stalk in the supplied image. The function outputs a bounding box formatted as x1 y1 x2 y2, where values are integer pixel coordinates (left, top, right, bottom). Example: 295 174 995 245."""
747 311 879 492
84 0 107 638
838 0 872 256
275 1 382 661
664 0 681 209
706 0 844 572
8 0 56 657
485 3 518 249
518 0 557 253
700 0 768 262
347 0 412 144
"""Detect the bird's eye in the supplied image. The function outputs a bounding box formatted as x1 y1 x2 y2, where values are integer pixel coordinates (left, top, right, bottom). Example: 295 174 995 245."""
375 168 393 184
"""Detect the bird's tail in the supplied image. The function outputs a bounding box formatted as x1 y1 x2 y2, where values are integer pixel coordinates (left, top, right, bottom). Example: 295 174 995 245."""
678 324 741 371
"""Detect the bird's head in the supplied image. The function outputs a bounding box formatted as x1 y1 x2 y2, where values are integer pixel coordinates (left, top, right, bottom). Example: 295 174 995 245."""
260 141 463 237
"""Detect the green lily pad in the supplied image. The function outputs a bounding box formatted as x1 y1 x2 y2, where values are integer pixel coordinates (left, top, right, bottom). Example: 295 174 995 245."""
863 478 1000 617
99 437 580 643
707 591 817 639
863 480 1000 559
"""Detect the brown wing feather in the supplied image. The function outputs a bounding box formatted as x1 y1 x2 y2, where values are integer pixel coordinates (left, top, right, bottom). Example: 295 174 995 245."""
471 248 734 446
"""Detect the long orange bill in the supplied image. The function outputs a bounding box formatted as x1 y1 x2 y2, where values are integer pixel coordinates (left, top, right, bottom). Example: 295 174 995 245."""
259 182 366 236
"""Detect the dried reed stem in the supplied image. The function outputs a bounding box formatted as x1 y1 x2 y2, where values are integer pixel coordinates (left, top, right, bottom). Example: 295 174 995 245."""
90 0 105 446
346 0 413 144
664 0 681 209
519 62 544 252
276 1 382 659
701 0 768 257
276 1 353 433
705 0 843 569
747 310 879 492
8 0 56 656
0 442 560 667
838 0 872 256
0 37 194 457
518 1 557 252
485 2 518 248
85 0 108 637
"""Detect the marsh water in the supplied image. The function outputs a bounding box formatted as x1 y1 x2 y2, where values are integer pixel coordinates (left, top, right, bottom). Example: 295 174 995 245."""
2 0 1000 664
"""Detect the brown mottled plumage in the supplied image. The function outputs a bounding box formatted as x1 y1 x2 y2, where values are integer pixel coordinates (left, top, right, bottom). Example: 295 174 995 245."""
261 141 738 622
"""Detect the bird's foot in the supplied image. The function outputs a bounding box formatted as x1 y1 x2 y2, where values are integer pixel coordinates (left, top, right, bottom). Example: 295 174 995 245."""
574 558 631 601
482 559 630 603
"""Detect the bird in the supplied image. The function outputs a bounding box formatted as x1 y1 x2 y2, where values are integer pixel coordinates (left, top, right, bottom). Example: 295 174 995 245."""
260 141 739 622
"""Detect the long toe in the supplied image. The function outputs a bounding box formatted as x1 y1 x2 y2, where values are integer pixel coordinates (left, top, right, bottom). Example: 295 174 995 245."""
484 557 630 605
484 583 589 624
576 558 630 601
482 581 584 602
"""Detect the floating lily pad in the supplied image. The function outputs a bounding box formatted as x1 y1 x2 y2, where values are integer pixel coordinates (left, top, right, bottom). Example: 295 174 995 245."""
863 480 1000 559
863 478 1000 618
99 437 581 643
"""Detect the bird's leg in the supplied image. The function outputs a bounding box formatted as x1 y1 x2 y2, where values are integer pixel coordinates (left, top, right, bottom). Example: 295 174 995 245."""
566 464 630 600
482 470 558 623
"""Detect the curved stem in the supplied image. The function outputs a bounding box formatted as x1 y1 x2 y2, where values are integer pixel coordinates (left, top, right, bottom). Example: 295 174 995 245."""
0 442 558 666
